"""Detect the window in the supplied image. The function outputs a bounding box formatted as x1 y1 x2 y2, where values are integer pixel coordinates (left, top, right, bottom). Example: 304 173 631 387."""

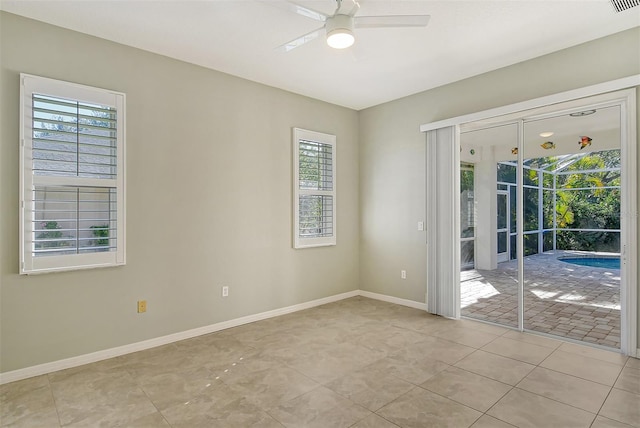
293 128 336 248
20 74 125 274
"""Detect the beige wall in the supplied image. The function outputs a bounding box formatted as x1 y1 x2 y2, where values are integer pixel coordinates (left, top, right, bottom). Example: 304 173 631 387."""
0 12 359 372
358 27 640 340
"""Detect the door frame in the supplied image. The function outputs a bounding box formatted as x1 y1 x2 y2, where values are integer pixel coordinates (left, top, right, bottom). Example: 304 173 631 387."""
421 76 638 357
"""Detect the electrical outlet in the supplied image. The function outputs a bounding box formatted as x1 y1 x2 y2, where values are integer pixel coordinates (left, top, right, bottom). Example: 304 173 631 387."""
137 300 147 313
222 286 229 297
401 270 407 279
418 221 424 231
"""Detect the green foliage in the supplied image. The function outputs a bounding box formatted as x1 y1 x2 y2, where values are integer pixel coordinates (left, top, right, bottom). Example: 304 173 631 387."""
503 150 621 255
554 191 575 228
299 142 332 190
90 224 109 246
523 187 538 231
497 163 516 184
461 167 474 191
524 168 538 186
552 150 620 252
36 221 66 249
460 168 475 238
524 234 538 256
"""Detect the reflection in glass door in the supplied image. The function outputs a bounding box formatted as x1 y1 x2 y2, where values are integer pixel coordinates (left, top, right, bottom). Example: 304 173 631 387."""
497 191 509 262
459 105 624 349
461 165 475 270
459 122 519 328
522 106 622 349
457 91 634 353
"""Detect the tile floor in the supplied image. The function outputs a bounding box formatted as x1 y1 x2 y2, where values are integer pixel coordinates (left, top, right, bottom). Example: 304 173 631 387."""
461 251 621 348
1 296 638 427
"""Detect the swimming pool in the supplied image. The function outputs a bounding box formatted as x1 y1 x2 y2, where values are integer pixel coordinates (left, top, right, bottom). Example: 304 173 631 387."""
559 257 620 269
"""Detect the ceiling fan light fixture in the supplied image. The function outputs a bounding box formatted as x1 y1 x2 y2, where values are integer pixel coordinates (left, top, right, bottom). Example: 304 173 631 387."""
327 29 354 49
326 14 355 49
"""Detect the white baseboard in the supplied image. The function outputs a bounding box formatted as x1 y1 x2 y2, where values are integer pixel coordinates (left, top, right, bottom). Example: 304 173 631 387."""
359 290 428 311
0 289 360 385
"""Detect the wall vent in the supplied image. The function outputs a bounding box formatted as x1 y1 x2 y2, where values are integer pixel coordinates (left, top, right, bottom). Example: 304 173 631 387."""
610 0 639 12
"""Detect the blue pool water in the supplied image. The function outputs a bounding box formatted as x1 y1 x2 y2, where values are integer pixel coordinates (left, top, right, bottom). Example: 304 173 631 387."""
560 257 620 269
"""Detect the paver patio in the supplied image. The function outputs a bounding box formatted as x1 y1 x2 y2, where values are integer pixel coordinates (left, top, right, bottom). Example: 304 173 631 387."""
461 250 621 349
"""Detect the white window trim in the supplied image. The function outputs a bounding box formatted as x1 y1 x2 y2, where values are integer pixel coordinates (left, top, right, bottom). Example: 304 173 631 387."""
19 74 126 274
293 128 336 249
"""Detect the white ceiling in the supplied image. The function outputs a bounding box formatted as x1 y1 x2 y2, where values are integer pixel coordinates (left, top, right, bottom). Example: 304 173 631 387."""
2 0 639 110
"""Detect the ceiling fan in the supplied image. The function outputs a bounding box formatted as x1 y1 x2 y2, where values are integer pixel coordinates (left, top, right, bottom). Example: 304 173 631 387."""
277 0 430 51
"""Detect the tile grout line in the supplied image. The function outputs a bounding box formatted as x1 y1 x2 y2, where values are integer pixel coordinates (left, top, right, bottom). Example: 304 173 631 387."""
590 363 636 427
45 373 63 428
135 377 174 428
516 346 620 427
481 384 518 427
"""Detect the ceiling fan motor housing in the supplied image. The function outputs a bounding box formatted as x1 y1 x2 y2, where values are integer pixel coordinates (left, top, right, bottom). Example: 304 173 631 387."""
326 14 355 48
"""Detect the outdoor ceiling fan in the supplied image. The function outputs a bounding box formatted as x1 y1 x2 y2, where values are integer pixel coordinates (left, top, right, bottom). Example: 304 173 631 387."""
277 0 430 51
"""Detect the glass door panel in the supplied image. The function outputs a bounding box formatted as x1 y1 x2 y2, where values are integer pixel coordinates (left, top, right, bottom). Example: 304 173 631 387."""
459 123 519 328
522 106 622 349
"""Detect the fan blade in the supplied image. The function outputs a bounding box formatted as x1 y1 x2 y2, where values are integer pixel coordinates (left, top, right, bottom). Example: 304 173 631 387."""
276 27 324 52
279 1 328 22
354 15 430 28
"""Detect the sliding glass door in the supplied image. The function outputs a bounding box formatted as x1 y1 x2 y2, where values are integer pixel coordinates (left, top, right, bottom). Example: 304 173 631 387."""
459 102 624 350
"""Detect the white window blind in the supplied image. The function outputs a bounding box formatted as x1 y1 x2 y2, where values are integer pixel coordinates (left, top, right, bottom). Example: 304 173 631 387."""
20 74 126 274
293 128 336 248
32 94 118 179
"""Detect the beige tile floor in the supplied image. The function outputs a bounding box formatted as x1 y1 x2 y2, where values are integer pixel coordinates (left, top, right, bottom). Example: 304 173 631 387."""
1 296 638 427
461 251 621 348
